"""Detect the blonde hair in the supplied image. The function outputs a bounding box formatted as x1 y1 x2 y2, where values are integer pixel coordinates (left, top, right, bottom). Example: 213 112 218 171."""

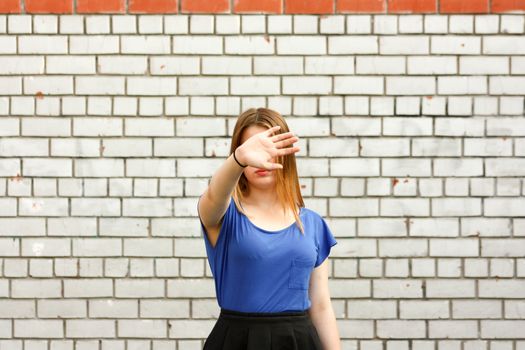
229 107 305 234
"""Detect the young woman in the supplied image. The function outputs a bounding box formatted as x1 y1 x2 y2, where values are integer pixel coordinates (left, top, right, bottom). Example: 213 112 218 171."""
197 108 341 350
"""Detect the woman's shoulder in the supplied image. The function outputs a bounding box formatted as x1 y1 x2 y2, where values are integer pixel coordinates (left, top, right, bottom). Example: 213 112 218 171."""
300 206 324 222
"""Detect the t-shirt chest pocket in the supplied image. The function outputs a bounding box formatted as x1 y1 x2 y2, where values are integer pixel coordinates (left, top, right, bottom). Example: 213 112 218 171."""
288 257 314 290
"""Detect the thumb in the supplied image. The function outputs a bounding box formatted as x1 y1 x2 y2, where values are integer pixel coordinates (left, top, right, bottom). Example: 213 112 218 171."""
264 161 283 170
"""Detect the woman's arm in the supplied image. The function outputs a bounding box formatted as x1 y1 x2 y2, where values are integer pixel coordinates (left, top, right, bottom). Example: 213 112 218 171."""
198 125 299 229
198 151 245 231
308 258 342 350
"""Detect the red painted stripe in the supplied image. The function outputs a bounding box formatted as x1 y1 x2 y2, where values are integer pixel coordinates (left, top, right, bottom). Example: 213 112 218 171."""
337 0 386 13
233 0 282 13
389 0 437 12
440 0 489 13
492 0 525 12
129 0 178 13
1 0 524 14
25 0 73 13
285 0 334 14
0 0 21 13
77 0 126 13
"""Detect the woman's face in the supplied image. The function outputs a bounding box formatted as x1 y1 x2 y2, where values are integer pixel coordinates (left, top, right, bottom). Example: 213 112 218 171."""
239 124 279 190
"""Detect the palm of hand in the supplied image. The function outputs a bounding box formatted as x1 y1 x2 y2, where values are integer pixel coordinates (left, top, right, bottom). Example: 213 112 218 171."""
237 126 300 171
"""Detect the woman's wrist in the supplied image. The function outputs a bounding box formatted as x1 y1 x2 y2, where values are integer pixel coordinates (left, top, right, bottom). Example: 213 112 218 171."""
233 148 247 168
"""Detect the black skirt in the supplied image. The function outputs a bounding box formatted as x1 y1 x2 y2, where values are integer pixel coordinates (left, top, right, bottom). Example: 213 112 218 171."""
203 308 323 350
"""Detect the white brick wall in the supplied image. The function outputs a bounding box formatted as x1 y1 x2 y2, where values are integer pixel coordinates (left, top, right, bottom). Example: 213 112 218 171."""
0 12 524 349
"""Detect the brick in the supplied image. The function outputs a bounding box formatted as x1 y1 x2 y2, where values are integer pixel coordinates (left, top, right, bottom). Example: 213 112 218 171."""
72 238 121 256
0 300 35 318
379 239 428 256
202 56 251 75
129 0 177 13
116 279 165 297
128 77 177 96
490 77 525 94
337 0 385 12
181 0 229 13
118 320 167 338
124 238 173 256
429 238 479 256
225 35 274 54
173 35 223 54
412 138 461 156
0 56 44 75
277 36 326 54
90 299 137 318
428 320 478 338
121 35 170 54
479 279 525 298
388 0 436 12
21 238 70 257
380 36 429 54
459 56 508 74
285 0 333 14
377 320 426 338
330 197 378 217
329 36 378 54
491 0 525 12
432 198 482 216
320 15 345 33
335 76 383 94
374 279 423 298
230 77 280 95
401 300 449 318
464 138 512 156
66 320 115 338
76 0 125 13
14 320 63 338
12 280 61 298
356 56 404 74
282 77 331 95
234 0 282 13
169 319 216 338
427 279 476 297
179 77 228 95
399 15 424 32
407 56 456 74
39 300 87 318
254 57 302 74
452 300 501 318
0 0 21 13
485 198 525 216
440 0 489 13
64 279 113 297
386 77 435 95
431 35 481 54
71 35 119 53
348 300 396 319
19 35 68 54
25 0 73 13
482 320 525 338
482 239 525 257
438 76 487 94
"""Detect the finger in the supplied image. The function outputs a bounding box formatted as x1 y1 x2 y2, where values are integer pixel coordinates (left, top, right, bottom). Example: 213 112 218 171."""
265 125 281 136
270 131 294 142
264 161 283 170
276 146 300 156
274 136 298 149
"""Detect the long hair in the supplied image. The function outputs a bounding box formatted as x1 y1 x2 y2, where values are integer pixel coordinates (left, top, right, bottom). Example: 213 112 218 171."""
229 107 305 234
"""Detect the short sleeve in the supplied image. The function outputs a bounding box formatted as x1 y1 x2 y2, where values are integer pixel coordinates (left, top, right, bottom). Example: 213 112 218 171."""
314 216 338 268
197 194 235 253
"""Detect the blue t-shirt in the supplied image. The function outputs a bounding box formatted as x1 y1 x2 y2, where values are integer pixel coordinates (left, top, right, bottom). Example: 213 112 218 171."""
197 195 338 313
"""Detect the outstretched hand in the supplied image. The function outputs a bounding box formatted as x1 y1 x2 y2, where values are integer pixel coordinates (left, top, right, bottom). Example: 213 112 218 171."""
235 125 300 171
